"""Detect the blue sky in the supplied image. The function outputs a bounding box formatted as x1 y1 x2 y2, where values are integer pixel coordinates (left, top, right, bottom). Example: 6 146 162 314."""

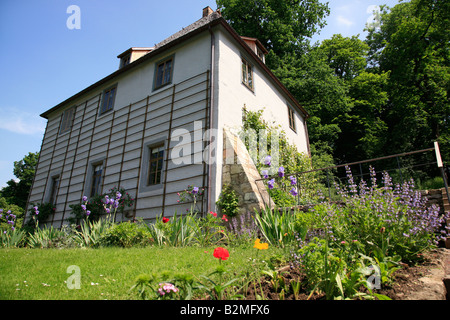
0 0 401 188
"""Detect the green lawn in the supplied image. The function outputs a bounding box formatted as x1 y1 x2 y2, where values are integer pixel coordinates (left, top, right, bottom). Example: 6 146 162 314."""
0 246 281 300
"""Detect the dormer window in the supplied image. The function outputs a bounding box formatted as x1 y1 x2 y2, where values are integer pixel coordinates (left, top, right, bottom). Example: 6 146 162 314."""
117 47 153 69
120 54 131 68
241 36 268 63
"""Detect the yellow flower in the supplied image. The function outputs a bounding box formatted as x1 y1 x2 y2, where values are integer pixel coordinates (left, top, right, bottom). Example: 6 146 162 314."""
253 239 268 250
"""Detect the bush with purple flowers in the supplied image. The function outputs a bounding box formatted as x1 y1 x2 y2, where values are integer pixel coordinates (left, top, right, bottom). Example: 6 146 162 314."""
69 186 134 224
177 185 204 213
295 166 449 262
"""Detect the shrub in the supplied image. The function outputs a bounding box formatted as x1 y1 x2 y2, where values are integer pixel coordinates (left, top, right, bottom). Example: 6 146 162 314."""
69 187 134 223
100 220 152 248
216 184 239 217
253 207 301 248
73 218 112 248
26 202 55 228
293 166 450 262
27 225 73 249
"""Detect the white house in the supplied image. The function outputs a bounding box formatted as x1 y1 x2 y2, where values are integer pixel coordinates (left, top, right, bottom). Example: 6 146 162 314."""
26 7 310 226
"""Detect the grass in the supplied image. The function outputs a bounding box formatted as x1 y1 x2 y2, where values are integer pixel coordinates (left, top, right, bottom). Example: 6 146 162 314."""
0 245 282 300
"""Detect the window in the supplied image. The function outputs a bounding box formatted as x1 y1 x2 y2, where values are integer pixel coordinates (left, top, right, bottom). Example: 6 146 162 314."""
154 57 174 89
120 54 131 68
49 175 60 205
100 85 117 115
241 58 254 90
90 164 103 197
147 145 164 185
288 106 296 132
60 107 75 134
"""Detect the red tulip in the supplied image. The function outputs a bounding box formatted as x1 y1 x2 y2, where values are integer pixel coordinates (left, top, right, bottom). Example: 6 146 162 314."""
213 247 229 261
162 217 169 223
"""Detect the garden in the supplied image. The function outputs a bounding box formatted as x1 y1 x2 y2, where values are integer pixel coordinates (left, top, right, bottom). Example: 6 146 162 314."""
1 164 449 301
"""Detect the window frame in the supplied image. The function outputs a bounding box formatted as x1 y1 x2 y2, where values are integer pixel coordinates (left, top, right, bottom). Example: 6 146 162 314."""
49 175 60 205
153 55 175 90
139 139 167 193
120 54 131 68
99 84 118 115
147 144 165 186
90 163 104 197
241 57 254 91
59 106 76 134
288 105 297 132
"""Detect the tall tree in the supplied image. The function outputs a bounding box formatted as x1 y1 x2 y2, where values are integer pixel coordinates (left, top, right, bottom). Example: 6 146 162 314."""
216 0 330 68
0 152 39 209
366 0 450 159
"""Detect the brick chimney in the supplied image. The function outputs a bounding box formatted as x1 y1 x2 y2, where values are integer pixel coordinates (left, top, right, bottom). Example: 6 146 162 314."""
202 6 214 17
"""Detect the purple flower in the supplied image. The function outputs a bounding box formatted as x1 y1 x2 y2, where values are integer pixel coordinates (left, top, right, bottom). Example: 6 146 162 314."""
290 188 298 196
289 175 297 185
264 155 272 166
268 179 275 189
192 186 199 194
116 191 122 199
81 204 87 211
82 196 88 202
278 167 285 178
86 210 91 216
261 170 269 179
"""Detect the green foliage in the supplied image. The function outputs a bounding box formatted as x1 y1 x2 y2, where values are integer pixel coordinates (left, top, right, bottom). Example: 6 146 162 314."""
217 0 330 65
296 237 375 300
27 225 73 249
130 271 198 300
364 0 450 160
0 152 39 209
69 186 134 223
216 184 239 217
73 218 113 248
241 107 323 205
99 220 152 248
253 207 300 248
1 228 26 248
145 211 228 247
26 202 56 228
0 198 24 230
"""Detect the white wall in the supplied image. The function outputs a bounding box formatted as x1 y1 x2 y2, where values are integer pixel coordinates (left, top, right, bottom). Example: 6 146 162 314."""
209 28 310 208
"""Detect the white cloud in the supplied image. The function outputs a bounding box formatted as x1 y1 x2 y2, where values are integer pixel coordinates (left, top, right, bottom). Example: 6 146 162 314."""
336 15 354 27
0 107 46 135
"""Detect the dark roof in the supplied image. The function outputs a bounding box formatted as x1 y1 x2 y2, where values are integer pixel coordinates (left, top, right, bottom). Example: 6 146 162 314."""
40 11 308 119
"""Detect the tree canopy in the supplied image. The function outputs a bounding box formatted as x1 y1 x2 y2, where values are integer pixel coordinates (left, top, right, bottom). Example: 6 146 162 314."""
218 0 449 168
0 152 39 209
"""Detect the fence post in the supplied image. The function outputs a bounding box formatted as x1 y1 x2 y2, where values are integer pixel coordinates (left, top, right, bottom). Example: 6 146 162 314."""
435 141 450 206
396 156 403 183
326 169 331 199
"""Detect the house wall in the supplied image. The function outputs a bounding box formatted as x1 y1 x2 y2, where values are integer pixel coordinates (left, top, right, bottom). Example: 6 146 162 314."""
209 28 309 209
28 32 213 226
